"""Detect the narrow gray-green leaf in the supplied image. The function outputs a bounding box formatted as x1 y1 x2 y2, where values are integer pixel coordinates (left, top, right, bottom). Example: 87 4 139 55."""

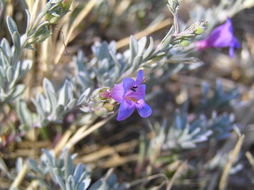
43 78 57 112
77 88 90 105
129 36 138 64
6 16 19 36
12 32 21 64
137 37 147 56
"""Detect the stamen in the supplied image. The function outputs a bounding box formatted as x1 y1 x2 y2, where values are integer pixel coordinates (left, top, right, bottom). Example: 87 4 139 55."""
126 96 138 103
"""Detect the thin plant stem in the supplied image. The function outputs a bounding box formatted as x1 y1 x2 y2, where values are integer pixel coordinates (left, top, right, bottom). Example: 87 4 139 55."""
54 0 97 64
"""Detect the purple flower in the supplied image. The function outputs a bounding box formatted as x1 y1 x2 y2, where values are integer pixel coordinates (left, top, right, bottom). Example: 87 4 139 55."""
196 18 240 57
111 70 152 121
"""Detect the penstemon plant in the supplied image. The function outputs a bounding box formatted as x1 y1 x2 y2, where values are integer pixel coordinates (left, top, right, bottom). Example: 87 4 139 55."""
16 0 208 128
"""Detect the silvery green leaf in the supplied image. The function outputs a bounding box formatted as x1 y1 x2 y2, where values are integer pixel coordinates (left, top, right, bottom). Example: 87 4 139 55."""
16 100 38 128
16 158 23 173
133 55 142 69
73 164 85 182
55 174 66 190
89 170 123 190
42 149 55 166
76 73 91 90
129 36 138 64
64 152 74 179
28 159 44 176
216 80 224 96
6 66 13 83
202 82 209 97
28 21 50 44
97 42 110 61
58 80 73 106
12 62 22 84
16 100 29 125
77 88 90 105
12 31 21 64
80 106 90 113
0 74 4 89
180 141 196 148
83 178 91 189
66 99 77 109
8 62 21 89
167 0 179 12
98 59 109 72
192 130 213 143
8 85 25 101
38 0 64 20
183 61 203 70
175 110 187 129
66 176 73 190
43 78 57 112
1 38 11 58
137 37 147 56
24 9 31 34
55 104 65 118
19 59 32 78
162 108 235 149
0 49 10 67
109 52 120 82
198 80 239 111
143 37 155 60
31 149 97 190
6 16 19 36
161 26 174 48
32 94 46 119
77 184 85 190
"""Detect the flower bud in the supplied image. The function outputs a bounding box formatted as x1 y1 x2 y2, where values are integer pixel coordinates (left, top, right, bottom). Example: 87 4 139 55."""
104 103 114 112
180 40 190 47
61 0 73 10
99 88 112 100
195 26 205 35
46 0 73 24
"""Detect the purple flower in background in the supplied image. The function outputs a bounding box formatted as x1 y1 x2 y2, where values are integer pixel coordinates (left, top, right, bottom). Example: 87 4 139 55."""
196 18 240 57
111 70 152 121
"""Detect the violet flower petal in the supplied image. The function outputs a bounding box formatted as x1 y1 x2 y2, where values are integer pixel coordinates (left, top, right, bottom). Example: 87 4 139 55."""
123 78 135 92
233 37 240 48
117 100 135 121
208 19 234 48
229 46 235 57
136 99 152 118
135 70 144 85
126 84 146 100
111 83 124 103
196 40 209 50
196 18 240 57
229 37 240 57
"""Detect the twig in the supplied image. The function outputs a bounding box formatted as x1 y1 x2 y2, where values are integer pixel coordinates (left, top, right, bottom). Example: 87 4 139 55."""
166 161 188 190
219 133 245 190
64 116 113 150
245 151 254 169
54 128 73 155
10 163 28 189
127 173 168 188
54 0 97 64
27 180 40 190
78 140 138 163
99 154 138 168
116 19 172 49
